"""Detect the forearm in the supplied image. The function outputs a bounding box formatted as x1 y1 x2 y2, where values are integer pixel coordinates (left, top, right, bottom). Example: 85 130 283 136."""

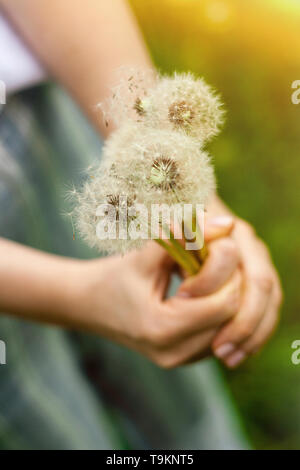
0 0 153 136
0 238 86 327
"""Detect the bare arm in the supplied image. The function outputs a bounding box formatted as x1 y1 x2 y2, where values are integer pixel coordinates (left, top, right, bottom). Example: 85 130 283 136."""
0 238 83 327
0 0 152 136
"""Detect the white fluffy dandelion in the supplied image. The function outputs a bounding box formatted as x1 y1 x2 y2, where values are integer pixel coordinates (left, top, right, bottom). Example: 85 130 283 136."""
71 162 150 255
142 72 225 143
102 124 216 207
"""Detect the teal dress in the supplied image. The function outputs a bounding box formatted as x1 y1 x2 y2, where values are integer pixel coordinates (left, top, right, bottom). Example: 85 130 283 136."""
0 84 250 450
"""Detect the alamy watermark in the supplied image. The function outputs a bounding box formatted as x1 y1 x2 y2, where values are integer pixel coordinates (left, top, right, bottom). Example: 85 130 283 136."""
0 340 6 365
291 340 300 365
96 200 205 250
291 80 300 105
0 80 6 105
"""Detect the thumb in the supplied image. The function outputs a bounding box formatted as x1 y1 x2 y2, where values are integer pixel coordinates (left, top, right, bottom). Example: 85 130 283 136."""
204 216 234 243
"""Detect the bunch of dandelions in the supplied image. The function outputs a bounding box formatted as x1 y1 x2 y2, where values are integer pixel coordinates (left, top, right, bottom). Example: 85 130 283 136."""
73 123 216 274
73 71 224 275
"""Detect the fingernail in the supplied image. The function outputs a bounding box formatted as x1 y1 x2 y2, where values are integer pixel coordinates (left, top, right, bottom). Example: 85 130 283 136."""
214 343 235 359
225 350 246 368
176 291 191 298
209 216 233 227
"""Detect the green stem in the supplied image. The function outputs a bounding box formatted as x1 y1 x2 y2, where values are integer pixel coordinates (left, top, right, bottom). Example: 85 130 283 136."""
161 223 201 274
155 239 196 276
198 242 208 264
183 209 208 265
169 231 200 274
193 211 208 264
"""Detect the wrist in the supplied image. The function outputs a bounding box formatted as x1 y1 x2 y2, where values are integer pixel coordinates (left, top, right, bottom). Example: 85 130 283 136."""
63 256 119 336
27 257 89 329
52 258 102 331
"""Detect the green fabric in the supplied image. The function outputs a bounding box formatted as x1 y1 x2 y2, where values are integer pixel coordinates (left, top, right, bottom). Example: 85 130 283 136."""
0 84 250 449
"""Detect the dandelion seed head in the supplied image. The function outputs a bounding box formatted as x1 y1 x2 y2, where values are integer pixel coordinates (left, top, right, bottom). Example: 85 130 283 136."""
102 124 216 207
71 160 149 255
144 72 225 143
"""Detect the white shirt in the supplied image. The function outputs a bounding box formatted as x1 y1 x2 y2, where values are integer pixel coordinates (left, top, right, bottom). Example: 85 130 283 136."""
0 13 46 96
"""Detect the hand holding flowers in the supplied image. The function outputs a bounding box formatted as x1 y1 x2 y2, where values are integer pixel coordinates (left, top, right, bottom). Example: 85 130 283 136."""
73 219 241 368
72 70 282 368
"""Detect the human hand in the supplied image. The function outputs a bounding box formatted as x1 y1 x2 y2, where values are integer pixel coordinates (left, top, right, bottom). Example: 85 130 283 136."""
211 219 282 368
74 231 241 368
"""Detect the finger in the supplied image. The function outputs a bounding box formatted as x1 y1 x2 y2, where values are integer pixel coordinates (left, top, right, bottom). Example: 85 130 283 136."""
240 298 279 355
140 216 234 274
150 328 217 369
204 216 235 243
174 214 234 247
212 220 283 366
212 270 273 358
166 269 242 336
235 280 282 357
222 284 281 368
181 348 212 365
177 237 240 297
180 333 215 365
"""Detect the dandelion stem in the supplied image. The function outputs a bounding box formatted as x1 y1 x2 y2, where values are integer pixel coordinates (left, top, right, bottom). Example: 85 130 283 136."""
168 231 201 274
182 209 208 265
155 239 196 276
192 210 208 264
198 242 208 264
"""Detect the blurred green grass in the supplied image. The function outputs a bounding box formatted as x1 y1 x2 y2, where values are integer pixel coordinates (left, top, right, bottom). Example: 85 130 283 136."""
130 0 300 449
